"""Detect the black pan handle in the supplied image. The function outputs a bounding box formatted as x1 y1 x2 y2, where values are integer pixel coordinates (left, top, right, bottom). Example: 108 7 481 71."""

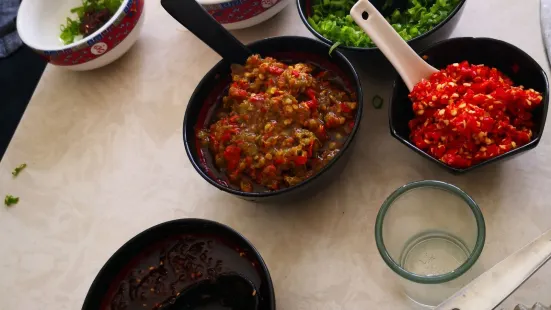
161 0 252 64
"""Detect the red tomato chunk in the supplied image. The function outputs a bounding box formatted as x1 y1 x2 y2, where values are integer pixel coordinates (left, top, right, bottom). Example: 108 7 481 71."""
198 55 357 192
409 61 543 168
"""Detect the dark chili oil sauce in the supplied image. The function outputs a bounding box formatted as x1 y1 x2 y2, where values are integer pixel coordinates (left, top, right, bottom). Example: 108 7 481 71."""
80 8 112 36
195 55 357 193
102 235 262 310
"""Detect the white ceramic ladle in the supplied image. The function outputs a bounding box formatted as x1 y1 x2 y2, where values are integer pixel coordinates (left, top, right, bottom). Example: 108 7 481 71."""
350 0 438 91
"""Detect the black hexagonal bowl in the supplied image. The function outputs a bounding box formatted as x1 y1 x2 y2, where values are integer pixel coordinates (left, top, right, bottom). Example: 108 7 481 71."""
82 219 276 310
297 0 467 53
390 37 549 174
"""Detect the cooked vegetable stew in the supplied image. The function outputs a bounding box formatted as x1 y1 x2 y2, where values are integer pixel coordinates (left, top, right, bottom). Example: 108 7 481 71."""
197 55 358 192
409 61 543 168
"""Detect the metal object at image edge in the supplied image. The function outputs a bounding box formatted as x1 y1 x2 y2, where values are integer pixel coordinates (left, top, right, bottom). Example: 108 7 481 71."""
515 304 551 310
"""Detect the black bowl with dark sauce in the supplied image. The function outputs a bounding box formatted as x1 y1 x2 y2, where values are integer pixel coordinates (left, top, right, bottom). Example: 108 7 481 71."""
82 219 275 310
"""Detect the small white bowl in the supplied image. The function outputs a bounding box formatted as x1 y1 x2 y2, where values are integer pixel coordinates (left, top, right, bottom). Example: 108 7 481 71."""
198 0 289 30
17 0 145 71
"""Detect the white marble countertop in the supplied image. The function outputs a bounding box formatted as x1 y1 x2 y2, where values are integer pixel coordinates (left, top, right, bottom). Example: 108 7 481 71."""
1 0 550 309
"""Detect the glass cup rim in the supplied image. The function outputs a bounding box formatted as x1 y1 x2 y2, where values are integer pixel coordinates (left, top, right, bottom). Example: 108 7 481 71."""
375 180 486 284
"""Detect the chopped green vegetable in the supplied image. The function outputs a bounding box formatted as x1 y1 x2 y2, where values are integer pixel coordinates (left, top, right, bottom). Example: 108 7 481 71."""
372 95 384 109
12 163 27 177
60 0 123 45
4 195 19 207
308 0 461 48
60 17 81 45
328 41 341 56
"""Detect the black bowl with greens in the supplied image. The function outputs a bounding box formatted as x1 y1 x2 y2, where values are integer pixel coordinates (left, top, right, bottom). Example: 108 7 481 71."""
297 0 467 52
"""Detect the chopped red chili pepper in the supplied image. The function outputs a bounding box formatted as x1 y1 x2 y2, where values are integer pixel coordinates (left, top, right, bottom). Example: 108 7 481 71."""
250 93 265 102
274 157 287 165
267 65 284 75
409 61 543 168
305 100 318 111
307 140 315 157
229 87 248 98
339 102 352 113
262 164 277 178
223 145 241 171
221 131 232 142
317 124 327 140
306 88 317 100
294 155 308 165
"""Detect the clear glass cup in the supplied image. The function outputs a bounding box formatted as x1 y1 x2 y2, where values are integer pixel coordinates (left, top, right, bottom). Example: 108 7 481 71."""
375 180 486 308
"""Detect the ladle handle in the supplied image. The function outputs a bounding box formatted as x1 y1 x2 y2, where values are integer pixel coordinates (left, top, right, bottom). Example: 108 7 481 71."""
350 0 437 91
435 229 551 310
161 0 252 64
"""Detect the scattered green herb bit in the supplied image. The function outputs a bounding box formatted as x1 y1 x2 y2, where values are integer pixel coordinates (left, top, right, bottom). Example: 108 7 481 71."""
372 95 384 109
60 0 123 45
12 163 27 177
328 41 341 56
307 0 461 48
4 195 19 207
